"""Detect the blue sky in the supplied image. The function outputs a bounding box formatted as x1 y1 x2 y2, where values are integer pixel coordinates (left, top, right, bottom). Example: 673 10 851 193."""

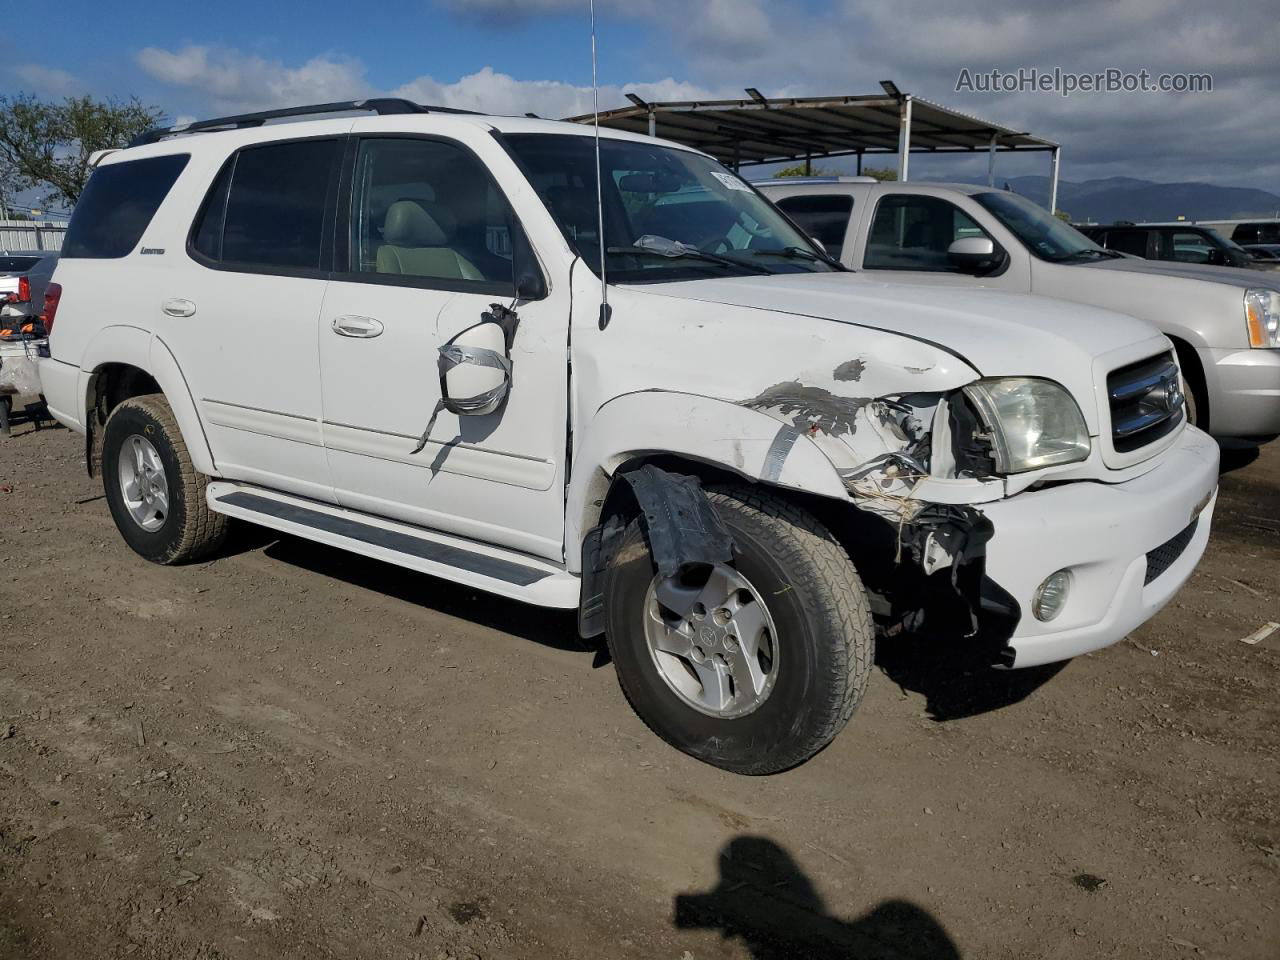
9 0 1279 198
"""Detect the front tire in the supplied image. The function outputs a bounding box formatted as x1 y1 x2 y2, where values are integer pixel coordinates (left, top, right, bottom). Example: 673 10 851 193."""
604 485 873 774
102 394 227 564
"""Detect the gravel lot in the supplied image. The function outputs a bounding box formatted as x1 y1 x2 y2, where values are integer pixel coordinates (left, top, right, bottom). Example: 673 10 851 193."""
1 409 1277 960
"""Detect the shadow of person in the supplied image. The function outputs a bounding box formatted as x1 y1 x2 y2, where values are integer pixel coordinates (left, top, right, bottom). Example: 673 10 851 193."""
675 836 961 959
875 636 1066 722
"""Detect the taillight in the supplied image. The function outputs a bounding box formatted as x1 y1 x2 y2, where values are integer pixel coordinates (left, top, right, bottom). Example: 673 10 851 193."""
16 275 30 303
42 282 62 336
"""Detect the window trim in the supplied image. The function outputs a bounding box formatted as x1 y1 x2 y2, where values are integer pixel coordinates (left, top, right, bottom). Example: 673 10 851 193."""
185 134 344 280
329 132 543 299
862 192 1007 275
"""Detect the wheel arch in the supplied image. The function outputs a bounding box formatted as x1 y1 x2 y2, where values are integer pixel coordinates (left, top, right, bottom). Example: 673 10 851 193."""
566 390 851 573
79 326 216 476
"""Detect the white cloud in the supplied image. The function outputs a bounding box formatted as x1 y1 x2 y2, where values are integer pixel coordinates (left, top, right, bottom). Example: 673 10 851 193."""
10 64 78 96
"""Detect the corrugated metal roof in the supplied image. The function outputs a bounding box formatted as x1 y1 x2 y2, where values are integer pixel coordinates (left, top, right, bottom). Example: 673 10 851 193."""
565 89 1057 167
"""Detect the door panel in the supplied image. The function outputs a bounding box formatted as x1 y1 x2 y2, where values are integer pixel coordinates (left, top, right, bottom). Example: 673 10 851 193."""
318 135 569 561
164 136 343 502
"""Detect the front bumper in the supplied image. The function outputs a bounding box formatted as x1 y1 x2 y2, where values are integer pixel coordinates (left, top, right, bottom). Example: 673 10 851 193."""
981 425 1219 668
1200 346 1280 439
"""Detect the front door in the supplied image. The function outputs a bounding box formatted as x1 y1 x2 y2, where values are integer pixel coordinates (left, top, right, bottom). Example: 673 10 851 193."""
317 134 569 561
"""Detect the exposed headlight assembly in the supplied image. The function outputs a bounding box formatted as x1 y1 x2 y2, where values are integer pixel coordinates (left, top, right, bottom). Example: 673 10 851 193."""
1245 288 1280 348
963 377 1091 474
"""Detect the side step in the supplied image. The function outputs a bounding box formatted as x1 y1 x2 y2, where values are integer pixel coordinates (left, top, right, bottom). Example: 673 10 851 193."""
206 481 580 608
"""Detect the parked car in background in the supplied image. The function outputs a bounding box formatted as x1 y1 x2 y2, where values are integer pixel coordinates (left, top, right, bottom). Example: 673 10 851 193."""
759 178 1280 442
1244 244 1280 264
1231 221 1280 246
0 250 59 327
39 101 1218 773
1076 223 1268 271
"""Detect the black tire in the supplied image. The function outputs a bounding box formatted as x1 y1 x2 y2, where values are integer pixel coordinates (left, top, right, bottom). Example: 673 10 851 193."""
0 395 10 436
102 394 227 564
604 485 873 774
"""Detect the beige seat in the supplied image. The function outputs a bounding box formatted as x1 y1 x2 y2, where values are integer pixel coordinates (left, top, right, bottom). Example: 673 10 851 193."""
376 200 483 280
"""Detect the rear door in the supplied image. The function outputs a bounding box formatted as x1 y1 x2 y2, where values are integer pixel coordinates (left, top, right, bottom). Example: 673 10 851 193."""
168 135 343 502
316 131 570 561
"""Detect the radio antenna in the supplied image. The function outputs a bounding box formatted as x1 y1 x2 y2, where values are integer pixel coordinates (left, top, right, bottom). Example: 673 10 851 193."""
589 0 611 329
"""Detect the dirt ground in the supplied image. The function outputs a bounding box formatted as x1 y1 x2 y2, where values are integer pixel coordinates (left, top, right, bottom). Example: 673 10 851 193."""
0 405 1276 960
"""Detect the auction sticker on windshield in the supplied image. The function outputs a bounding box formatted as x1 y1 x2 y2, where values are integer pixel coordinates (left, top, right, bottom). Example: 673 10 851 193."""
712 171 751 192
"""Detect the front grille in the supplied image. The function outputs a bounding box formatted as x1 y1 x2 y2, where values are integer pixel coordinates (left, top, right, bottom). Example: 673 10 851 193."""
1144 518 1198 585
1107 352 1185 453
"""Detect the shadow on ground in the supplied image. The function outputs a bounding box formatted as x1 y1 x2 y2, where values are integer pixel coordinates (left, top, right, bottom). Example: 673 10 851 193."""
675 836 961 959
876 637 1066 722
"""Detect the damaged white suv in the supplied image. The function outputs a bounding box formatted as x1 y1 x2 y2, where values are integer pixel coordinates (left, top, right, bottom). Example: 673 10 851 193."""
40 100 1219 773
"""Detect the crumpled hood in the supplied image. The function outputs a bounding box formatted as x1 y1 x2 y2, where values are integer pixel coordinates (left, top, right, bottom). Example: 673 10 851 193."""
1082 257 1280 290
638 272 1167 427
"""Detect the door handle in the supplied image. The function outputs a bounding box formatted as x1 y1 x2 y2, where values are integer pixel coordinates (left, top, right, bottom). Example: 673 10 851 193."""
331 315 384 338
162 298 196 318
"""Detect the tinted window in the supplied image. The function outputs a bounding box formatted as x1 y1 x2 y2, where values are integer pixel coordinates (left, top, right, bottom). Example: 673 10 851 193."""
62 154 189 259
195 139 338 270
775 195 854 260
1168 230 1213 264
1104 229 1150 257
0 256 41 272
864 194 990 271
349 138 516 286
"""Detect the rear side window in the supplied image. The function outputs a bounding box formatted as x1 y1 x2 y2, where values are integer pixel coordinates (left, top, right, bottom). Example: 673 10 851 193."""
0 256 41 272
775 194 855 260
62 154 189 259
190 139 339 271
1102 229 1150 258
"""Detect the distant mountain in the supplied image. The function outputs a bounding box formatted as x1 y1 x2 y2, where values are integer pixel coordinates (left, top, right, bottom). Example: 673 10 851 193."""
980 176 1280 223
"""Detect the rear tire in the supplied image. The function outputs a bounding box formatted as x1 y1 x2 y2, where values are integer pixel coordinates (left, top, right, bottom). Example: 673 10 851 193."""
102 394 227 564
604 485 873 774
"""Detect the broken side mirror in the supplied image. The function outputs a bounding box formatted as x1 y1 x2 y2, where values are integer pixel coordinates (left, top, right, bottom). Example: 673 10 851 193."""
948 236 999 274
511 219 547 301
439 320 511 417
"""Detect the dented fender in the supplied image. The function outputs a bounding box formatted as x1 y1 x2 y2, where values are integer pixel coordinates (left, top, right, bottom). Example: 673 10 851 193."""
565 390 851 570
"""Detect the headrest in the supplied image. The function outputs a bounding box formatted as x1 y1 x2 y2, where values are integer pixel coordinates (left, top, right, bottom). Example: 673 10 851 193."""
383 200 449 247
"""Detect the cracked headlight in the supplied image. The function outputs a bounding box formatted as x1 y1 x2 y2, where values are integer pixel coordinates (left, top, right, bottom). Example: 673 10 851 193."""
963 378 1090 474
1245 288 1280 348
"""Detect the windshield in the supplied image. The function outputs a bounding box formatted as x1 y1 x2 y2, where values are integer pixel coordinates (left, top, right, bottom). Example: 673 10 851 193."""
502 133 838 282
974 191 1109 262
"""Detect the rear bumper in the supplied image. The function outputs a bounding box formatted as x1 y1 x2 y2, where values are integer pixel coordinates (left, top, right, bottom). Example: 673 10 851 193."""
981 425 1219 668
37 356 83 431
1199 346 1280 439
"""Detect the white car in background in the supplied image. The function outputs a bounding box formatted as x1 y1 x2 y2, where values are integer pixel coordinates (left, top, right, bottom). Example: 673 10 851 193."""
760 178 1280 442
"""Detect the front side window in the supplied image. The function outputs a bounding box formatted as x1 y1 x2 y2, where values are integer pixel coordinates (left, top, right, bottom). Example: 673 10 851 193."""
775 194 855 260
63 154 189 259
974 190 1112 263
347 138 517 288
191 139 339 271
502 133 837 282
863 194 990 271
1167 230 1214 264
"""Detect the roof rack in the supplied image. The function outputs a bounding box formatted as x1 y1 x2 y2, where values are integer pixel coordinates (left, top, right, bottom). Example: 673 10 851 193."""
129 98 478 147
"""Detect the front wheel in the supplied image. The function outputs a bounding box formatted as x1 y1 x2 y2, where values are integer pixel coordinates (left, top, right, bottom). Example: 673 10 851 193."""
604 485 873 774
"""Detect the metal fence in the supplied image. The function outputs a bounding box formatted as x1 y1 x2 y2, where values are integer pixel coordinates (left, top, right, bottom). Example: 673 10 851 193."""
0 219 67 252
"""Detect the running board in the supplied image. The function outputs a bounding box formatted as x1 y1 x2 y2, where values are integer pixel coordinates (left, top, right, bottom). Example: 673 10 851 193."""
206 482 579 608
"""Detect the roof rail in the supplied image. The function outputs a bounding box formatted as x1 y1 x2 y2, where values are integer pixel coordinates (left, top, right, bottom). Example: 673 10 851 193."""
129 98 478 147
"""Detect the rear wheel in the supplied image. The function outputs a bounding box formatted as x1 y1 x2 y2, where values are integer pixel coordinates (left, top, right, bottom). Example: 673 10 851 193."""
102 395 227 564
604 485 873 774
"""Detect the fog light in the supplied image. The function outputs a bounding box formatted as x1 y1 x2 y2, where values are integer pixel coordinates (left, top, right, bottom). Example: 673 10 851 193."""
1033 570 1072 622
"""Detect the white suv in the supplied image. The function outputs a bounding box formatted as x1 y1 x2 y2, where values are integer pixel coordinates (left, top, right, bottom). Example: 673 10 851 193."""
40 100 1219 773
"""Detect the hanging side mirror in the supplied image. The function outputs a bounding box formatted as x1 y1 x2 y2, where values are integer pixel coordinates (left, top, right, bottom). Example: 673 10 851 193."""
439 321 511 417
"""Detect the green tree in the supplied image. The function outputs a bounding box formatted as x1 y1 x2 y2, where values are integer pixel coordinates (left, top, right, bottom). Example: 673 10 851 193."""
1054 209 1072 222
862 166 897 182
0 94 165 208
772 163 838 178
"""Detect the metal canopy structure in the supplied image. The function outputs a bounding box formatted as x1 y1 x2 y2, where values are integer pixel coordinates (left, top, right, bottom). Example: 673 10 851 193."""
565 82 1064 214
